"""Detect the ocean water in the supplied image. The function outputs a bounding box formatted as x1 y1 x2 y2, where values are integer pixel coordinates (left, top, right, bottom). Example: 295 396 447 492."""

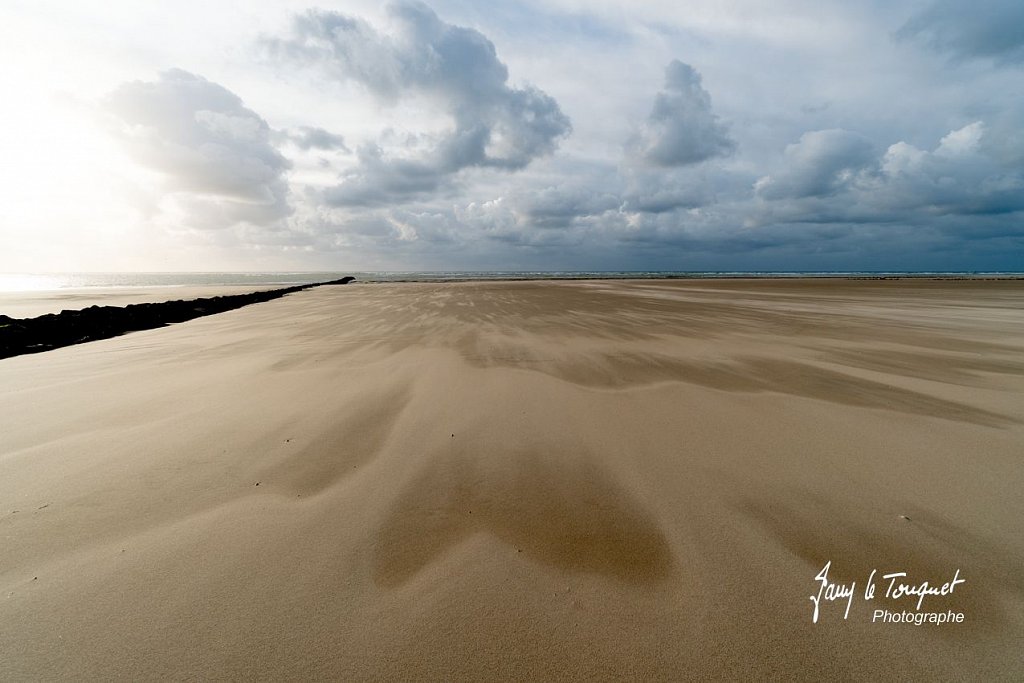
2 270 1020 293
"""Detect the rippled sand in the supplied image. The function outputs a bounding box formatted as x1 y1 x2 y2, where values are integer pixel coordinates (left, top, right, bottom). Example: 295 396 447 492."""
1 279 1022 680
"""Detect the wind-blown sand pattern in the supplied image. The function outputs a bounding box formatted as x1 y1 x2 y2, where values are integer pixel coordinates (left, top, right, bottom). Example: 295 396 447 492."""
1 279 1022 680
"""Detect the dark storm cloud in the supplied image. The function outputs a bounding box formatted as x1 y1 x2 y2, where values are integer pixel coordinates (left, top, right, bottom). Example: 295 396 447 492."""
263 1 571 206
753 122 1024 226
620 167 720 214
627 60 735 167
755 129 875 200
898 0 1024 63
868 123 1024 217
104 69 291 226
321 142 450 207
513 187 620 228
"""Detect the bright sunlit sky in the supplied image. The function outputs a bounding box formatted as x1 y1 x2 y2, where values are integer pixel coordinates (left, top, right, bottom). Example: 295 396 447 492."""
1 0 1022 271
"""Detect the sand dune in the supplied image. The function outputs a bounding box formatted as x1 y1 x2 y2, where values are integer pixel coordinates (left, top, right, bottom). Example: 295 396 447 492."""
1 279 1022 680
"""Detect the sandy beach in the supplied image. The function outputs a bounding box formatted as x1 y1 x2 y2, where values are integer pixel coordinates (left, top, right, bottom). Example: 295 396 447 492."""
1 279 1022 680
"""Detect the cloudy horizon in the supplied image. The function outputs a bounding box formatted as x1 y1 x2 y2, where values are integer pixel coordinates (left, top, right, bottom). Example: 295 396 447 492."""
1 0 1022 272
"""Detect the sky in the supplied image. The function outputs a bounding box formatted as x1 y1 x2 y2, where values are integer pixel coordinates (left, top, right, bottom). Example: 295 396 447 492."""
1 0 1022 272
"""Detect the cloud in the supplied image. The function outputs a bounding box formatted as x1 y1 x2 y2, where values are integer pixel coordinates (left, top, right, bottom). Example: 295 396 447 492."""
263 1 571 206
104 69 291 227
898 0 1024 63
627 60 735 167
511 186 620 229
620 166 720 214
868 122 1024 216
304 116 1024 270
41 1 1020 272
321 142 451 207
754 122 1024 224
277 126 350 152
755 129 875 200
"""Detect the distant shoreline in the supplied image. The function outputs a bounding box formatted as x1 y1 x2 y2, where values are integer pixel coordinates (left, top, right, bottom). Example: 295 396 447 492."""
346 274 1024 283
3 271 1023 293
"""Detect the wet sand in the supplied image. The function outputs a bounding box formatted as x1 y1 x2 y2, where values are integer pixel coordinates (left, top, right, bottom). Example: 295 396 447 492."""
1 279 1022 680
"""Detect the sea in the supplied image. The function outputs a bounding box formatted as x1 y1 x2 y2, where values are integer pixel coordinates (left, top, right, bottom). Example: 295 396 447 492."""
3 270 1021 293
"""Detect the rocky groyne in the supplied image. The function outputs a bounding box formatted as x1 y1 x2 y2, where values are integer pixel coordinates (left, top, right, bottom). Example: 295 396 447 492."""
0 276 355 360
